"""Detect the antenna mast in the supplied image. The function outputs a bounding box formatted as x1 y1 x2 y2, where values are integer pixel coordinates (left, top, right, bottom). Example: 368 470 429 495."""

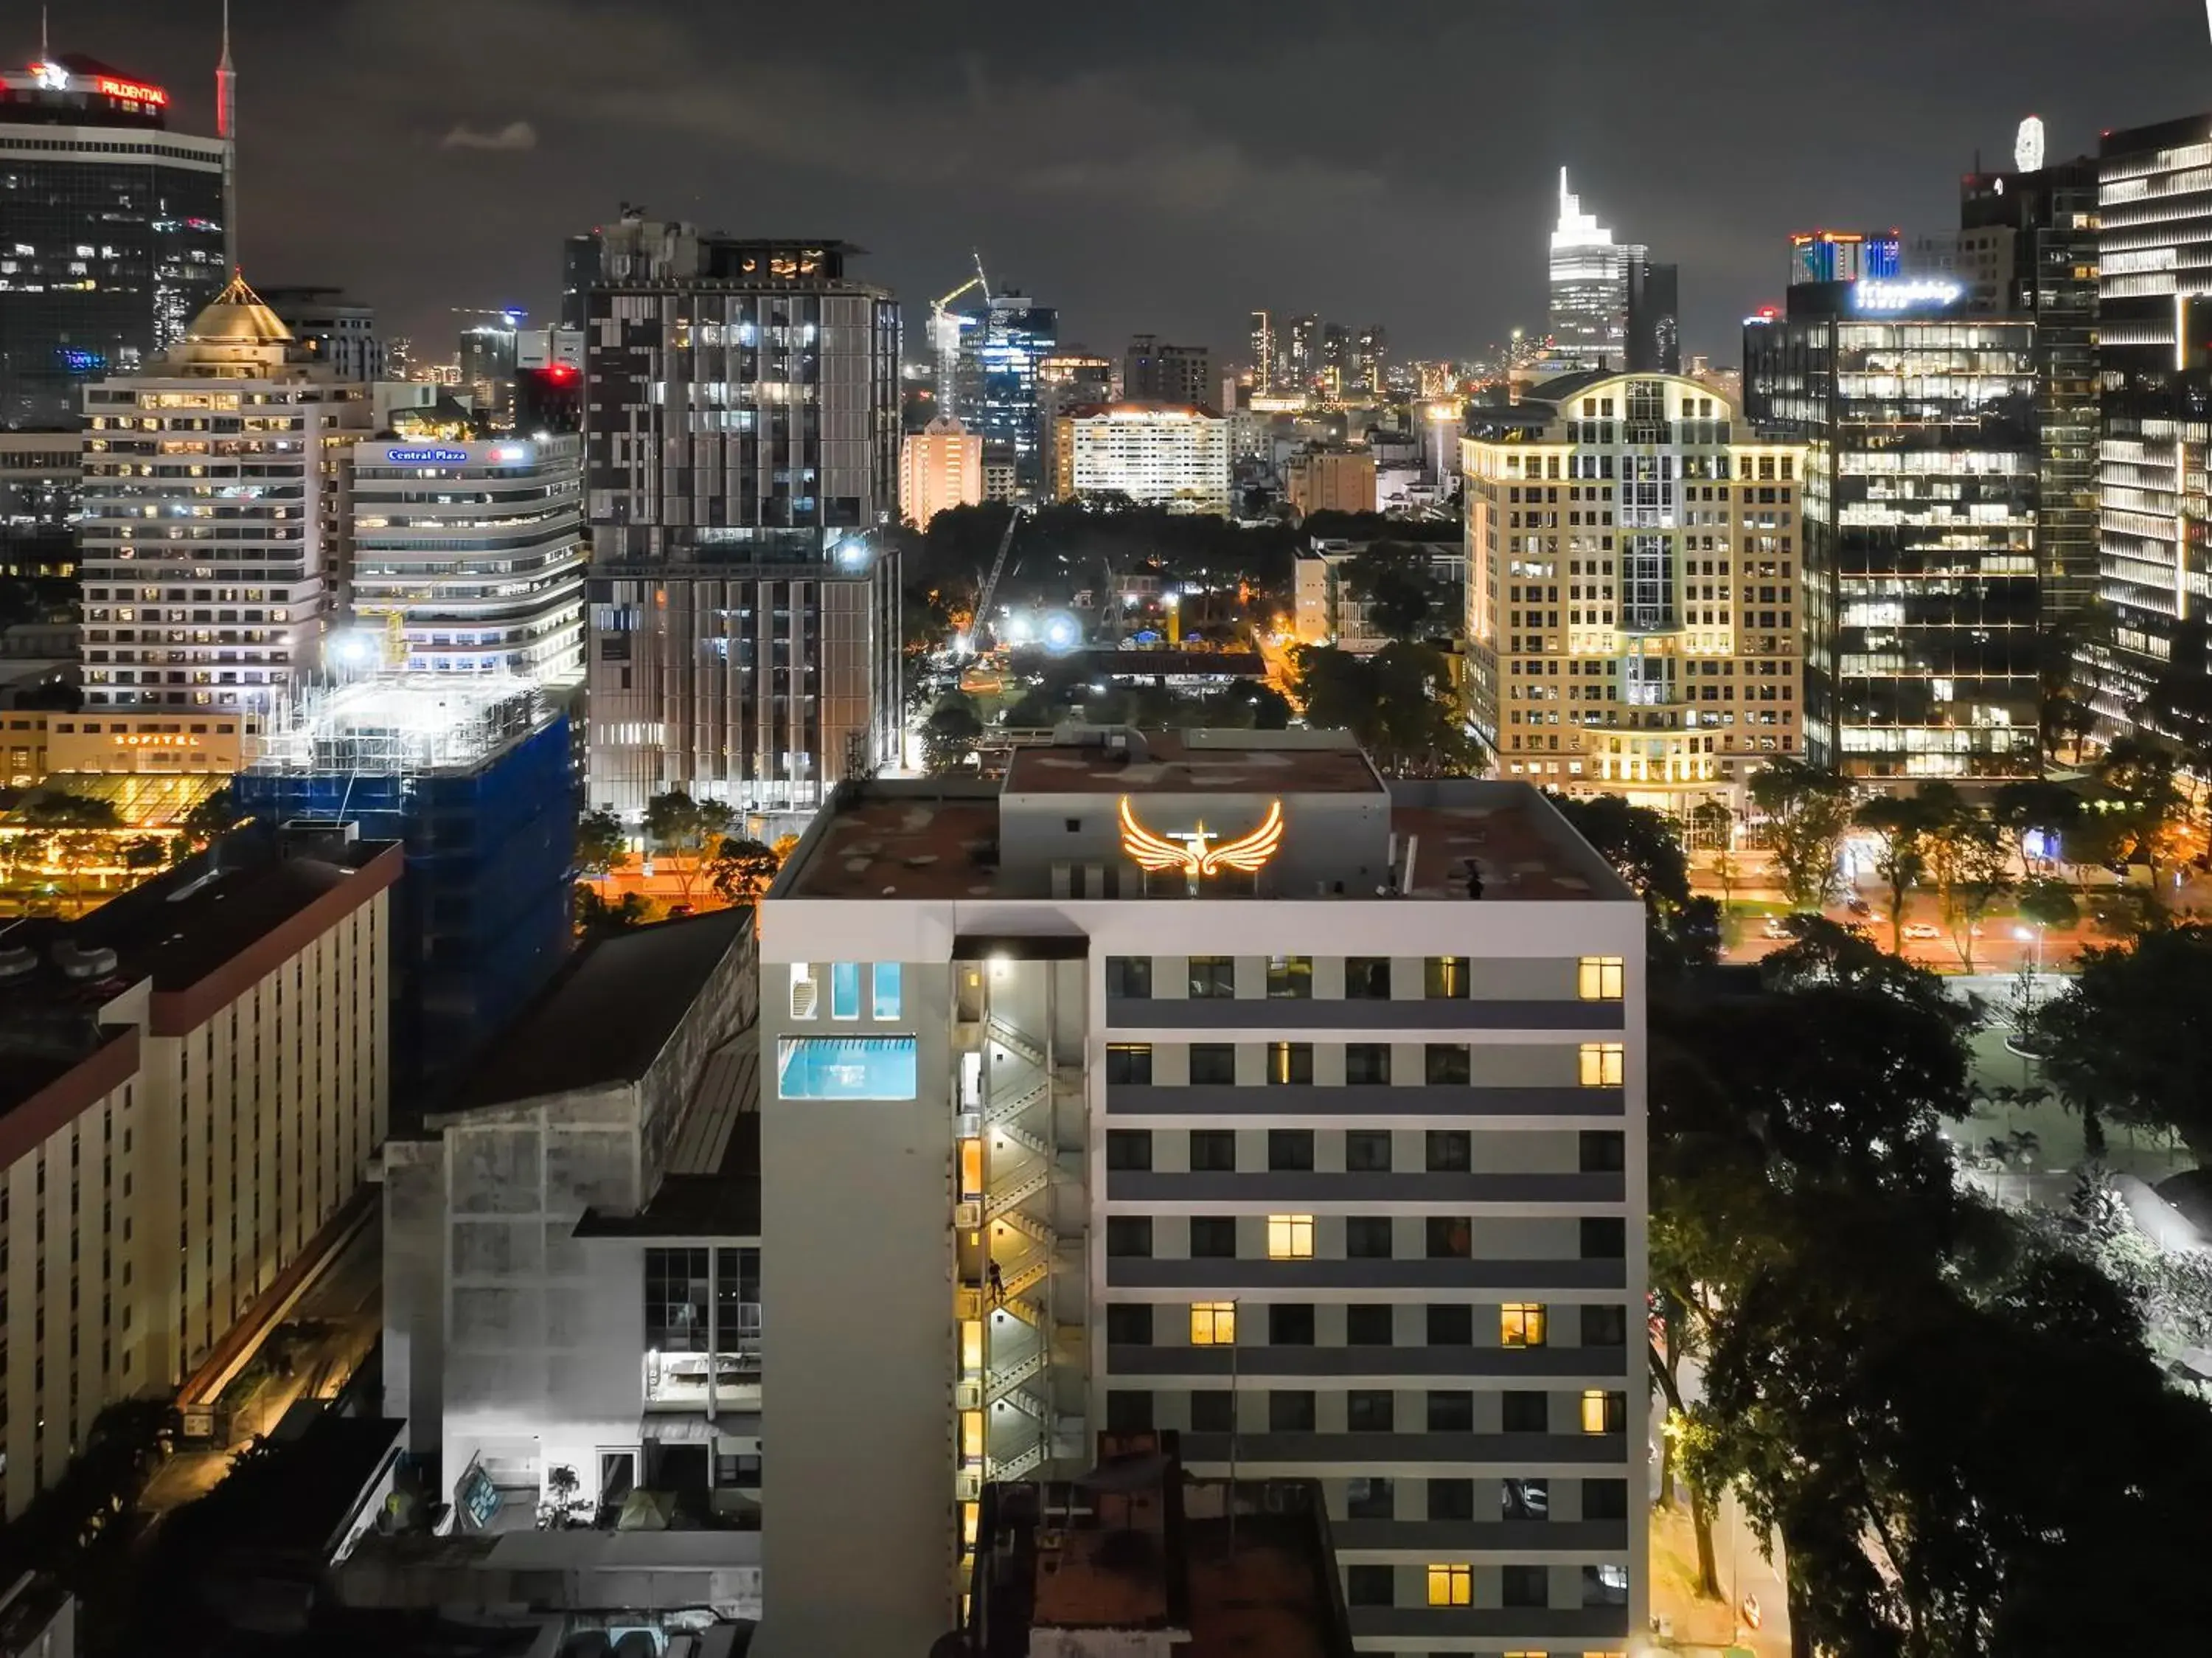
218 0 238 272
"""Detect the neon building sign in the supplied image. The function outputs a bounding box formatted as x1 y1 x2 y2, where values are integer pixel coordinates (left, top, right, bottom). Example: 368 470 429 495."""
1118 796 1284 881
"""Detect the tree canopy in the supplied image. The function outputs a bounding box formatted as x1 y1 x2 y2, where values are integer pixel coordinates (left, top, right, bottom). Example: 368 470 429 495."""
2036 924 2212 1165
1748 759 1854 909
1290 642 1482 776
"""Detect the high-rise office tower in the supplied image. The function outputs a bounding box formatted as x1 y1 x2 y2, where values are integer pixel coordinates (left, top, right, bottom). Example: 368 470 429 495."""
347 434 587 683
1037 352 1115 494
459 313 524 433
1462 370 1805 805
1961 152 2099 631
755 731 1648 1657
1123 336 1217 409
1624 261 1680 375
2086 114 2212 738
1746 281 2040 781
959 293 1057 485
79 274 372 718
1787 230 1902 288
0 53 227 429
261 288 386 383
1549 171 1640 368
1249 310 1276 392
1286 314 1323 391
574 217 902 821
1352 325 1388 395
1321 323 1351 398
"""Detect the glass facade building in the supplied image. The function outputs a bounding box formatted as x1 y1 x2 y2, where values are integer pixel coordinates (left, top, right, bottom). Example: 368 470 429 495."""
958 294 1056 484
1747 283 2040 780
0 56 227 430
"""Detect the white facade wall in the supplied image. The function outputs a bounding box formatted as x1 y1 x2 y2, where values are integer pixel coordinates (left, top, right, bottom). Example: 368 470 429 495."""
1068 409 1231 515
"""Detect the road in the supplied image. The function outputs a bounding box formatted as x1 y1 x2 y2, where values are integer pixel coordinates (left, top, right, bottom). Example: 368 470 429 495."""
1650 1359 1792 1657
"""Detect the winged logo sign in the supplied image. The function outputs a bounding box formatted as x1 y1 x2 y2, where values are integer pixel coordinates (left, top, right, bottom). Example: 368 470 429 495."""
1117 795 1285 878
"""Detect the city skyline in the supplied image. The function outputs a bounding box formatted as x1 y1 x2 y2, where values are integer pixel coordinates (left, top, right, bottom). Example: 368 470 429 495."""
40 0 2212 367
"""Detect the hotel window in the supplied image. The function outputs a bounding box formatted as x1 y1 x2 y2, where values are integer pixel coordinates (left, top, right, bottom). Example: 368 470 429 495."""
1267 1129 1313 1171
1501 1303 1548 1347
1344 1129 1391 1172
1345 957 1391 998
1105 1044 1152 1084
1189 1217 1238 1258
1425 1043 1472 1085
1426 1563 1472 1607
1580 1130 1625 1173
1105 1130 1152 1171
1188 956 1235 998
788 963 817 1019
1190 1301 1237 1345
1266 954 1312 998
1266 1041 1312 1085
1105 956 1152 999
1578 955 1625 999
1582 1389 1627 1434
1346 1216 1393 1258
1105 1217 1152 1258
1501 1564 1549 1607
1189 1130 1236 1171
830 962 860 1019
1582 1217 1626 1259
1266 1214 1314 1259
1346 1043 1391 1085
872 962 902 1019
1189 1044 1236 1085
1425 955 1471 998
1579 1042 1625 1086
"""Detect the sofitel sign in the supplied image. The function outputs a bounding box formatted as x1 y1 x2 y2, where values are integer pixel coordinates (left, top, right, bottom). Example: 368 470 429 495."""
1118 796 1284 879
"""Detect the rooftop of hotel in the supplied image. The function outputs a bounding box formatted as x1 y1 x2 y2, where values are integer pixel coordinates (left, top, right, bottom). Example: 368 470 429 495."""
775 732 1631 905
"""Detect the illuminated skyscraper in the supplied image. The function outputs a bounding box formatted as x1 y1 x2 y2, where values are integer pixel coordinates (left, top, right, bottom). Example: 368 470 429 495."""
955 291 1056 484
1248 309 1276 392
1548 170 1640 368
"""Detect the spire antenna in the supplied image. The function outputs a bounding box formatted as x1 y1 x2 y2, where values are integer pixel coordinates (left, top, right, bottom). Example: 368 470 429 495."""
218 0 239 273
40 5 48 62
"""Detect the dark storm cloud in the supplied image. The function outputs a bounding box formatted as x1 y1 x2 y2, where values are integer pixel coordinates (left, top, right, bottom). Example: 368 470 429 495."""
32 0 2212 364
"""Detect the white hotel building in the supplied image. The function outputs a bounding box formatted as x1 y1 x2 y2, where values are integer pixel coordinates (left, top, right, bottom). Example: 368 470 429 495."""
348 435 586 684
753 728 1646 1658
1056 402 1233 515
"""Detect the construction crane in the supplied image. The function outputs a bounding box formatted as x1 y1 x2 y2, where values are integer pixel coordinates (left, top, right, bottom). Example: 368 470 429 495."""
928 252 992 419
970 504 1026 653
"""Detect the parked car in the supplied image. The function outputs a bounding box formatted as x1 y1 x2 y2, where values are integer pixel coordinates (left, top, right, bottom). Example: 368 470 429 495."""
1761 916 1796 940
1903 922 1941 940
1845 896 1873 918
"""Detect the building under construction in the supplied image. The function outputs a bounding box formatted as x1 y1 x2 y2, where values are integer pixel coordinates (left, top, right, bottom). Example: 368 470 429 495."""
234 675 572 1100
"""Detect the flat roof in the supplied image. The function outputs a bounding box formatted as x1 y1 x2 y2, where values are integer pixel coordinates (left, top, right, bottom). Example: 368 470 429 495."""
444 909 746 1113
1004 732 1382 797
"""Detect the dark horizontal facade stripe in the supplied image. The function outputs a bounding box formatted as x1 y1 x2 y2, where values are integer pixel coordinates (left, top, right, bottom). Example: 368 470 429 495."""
1348 1606 1632 1640
1331 1518 1631 1553
1106 1083 1625 1118
1108 996 1626 1031
1106 1343 1633 1378
1106 1170 1627 1205
1105 1258 1629 1291
1177 1430 1629 1466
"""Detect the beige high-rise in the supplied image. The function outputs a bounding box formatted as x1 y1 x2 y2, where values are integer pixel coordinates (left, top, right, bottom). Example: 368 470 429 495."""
899 417 984 529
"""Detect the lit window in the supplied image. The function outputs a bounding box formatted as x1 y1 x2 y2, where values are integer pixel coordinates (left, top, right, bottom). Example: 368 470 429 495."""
1578 955 1625 999
872 962 902 1020
789 963 817 1019
1579 1042 1625 1086
1426 1562 1472 1606
1501 1303 1548 1347
1267 1214 1315 1260
1582 1389 1624 1434
961 1409 984 1461
830 962 860 1019
1190 1301 1237 1345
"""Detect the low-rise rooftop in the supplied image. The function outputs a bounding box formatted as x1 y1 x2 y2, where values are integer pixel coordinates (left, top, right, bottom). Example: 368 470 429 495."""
1004 729 1382 796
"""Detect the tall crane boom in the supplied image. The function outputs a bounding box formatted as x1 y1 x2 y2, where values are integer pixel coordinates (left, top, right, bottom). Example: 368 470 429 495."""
973 504 1025 649
929 252 994 420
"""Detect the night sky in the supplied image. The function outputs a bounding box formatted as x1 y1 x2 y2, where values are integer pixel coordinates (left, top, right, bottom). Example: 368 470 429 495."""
35 0 2212 367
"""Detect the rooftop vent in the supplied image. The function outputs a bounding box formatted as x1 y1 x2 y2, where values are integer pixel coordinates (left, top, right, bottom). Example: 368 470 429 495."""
52 940 119 980
0 944 38 982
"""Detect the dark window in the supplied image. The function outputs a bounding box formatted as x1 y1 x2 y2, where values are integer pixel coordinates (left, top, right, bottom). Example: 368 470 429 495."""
1190 1390 1234 1432
1345 1476 1394 1519
1107 957 1152 999
1426 1390 1474 1432
1105 1390 1152 1431
1267 955 1312 998
1346 1217 1394 1258
1581 1217 1627 1259
1269 1390 1316 1432
1105 1303 1153 1345
1346 1564 1394 1607
1345 957 1391 999
1268 1128 1314 1171
1345 1130 1391 1171
1425 1044 1472 1085
1269 1303 1316 1345
1346 1303 1394 1345
1583 1564 1630 1607
1190 1217 1238 1258
1426 1303 1472 1345
1106 1044 1152 1084
1503 1477 1550 1520
1425 1131 1471 1172
1428 1477 1475 1520
1502 1564 1549 1607
1189 956 1235 998
1346 1044 1391 1085
644 1246 710 1353
1579 1130 1626 1173
1584 1477 1629 1519
1189 1130 1237 1171
1425 956 1471 998
1501 1391 1549 1432
1346 1389 1394 1430
1581 1304 1629 1346
1425 1216 1471 1259
1106 1217 1152 1258
1105 1130 1151 1171
1189 1044 1237 1085
1267 1041 1313 1084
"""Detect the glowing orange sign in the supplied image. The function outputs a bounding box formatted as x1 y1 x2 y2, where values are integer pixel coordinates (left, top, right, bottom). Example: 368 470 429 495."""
1117 796 1284 878
97 76 167 106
